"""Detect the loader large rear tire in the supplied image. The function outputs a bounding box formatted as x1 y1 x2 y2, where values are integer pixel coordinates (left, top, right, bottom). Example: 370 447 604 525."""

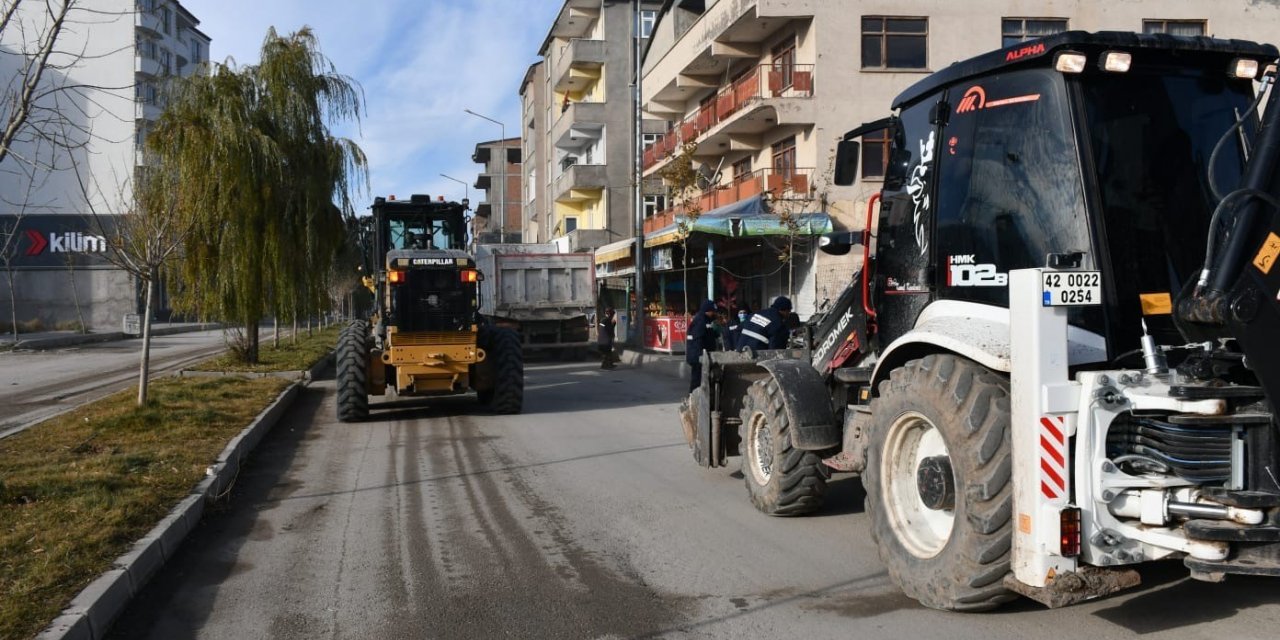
865 354 1015 611
739 376 828 516
484 327 523 414
336 321 370 422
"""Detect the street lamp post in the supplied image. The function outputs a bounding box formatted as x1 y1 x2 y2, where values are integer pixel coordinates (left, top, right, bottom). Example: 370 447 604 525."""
464 108 507 242
439 173 469 206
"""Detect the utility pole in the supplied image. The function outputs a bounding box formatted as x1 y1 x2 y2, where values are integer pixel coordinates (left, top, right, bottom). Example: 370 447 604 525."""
631 0 645 346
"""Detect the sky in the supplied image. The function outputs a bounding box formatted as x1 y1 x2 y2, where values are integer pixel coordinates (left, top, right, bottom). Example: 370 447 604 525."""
181 0 563 211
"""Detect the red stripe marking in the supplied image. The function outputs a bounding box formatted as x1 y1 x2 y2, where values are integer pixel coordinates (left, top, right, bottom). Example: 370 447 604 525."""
1041 459 1066 490
1041 481 1058 499
1041 416 1064 445
1040 435 1065 467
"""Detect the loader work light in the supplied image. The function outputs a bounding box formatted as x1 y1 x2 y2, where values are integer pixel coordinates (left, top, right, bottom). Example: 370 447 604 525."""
1231 57 1260 79
1054 51 1087 74
1101 51 1132 73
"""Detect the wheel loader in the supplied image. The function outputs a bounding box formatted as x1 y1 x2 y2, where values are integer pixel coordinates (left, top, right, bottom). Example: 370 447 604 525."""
681 31 1280 610
336 194 523 421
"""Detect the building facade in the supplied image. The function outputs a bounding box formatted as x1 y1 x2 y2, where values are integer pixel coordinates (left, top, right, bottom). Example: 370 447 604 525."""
471 137 524 244
0 0 210 331
525 0 665 253
519 62 549 243
637 0 1280 323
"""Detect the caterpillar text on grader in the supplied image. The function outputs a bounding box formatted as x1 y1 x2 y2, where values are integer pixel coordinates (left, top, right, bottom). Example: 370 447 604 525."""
681 32 1280 610
336 194 523 421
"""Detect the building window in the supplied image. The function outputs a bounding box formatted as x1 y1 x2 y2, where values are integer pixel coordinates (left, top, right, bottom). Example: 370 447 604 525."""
1143 19 1207 36
564 217 578 233
861 16 927 70
638 10 657 38
732 156 753 181
642 133 660 149
771 37 797 90
861 129 890 179
159 6 171 35
771 136 796 179
643 195 666 218
1001 18 1067 47
159 48 171 74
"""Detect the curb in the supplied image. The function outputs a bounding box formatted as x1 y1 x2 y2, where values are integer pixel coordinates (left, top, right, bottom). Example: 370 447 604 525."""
36 382 303 640
617 348 688 380
11 323 221 351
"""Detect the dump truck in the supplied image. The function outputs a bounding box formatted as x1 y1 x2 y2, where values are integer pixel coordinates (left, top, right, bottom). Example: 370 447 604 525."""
475 244 595 356
336 195 523 421
680 31 1280 611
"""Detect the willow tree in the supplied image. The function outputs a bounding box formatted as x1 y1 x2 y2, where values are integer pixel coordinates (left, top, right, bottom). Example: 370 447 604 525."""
156 27 365 363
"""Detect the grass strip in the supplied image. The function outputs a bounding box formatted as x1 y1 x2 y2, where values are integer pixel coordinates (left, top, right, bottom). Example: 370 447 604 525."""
197 325 340 373
0 376 290 640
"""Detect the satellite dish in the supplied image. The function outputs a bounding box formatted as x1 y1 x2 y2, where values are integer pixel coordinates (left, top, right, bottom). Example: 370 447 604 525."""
695 157 724 190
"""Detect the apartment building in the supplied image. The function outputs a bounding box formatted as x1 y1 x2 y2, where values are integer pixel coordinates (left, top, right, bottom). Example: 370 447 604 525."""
524 0 665 253
471 137 523 244
0 0 211 330
637 0 1280 322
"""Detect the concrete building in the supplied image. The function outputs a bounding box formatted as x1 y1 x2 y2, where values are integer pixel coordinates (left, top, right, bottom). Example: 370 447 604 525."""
0 0 210 331
519 62 549 243
471 137 524 244
525 0 666 253
637 0 1280 322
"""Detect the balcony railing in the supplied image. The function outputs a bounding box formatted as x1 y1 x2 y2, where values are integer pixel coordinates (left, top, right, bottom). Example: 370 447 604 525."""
642 167 814 234
643 64 814 171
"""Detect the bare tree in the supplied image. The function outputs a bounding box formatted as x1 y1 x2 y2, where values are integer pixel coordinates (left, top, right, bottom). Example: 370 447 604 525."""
77 160 196 405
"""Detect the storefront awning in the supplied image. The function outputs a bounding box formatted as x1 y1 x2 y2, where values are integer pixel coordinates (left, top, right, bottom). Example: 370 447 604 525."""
594 237 636 265
643 195 832 248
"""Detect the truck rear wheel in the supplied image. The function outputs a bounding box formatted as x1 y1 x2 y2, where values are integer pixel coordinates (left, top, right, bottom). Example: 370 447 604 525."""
336 321 370 422
865 354 1014 611
739 376 828 515
483 327 523 414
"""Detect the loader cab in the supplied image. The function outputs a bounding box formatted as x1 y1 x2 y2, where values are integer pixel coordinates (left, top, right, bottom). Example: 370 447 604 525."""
845 31 1275 361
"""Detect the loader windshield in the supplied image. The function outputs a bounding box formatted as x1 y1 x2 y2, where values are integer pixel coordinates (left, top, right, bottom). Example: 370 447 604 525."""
1076 65 1258 350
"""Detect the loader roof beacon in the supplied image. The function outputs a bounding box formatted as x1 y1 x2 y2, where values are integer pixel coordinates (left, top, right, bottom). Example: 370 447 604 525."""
335 195 524 422
680 31 1280 611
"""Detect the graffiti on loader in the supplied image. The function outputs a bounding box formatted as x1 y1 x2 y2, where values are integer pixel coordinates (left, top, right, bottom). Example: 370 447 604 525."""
336 195 523 421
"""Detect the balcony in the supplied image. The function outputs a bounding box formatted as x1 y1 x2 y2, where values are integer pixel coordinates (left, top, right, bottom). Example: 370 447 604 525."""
643 64 813 173
643 166 814 234
474 173 493 190
135 54 164 77
643 0 806 107
135 11 164 35
135 101 163 121
552 38 606 93
554 163 607 202
551 100 606 149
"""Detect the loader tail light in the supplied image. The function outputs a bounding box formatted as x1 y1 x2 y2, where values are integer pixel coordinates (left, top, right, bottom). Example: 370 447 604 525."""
460 269 479 283
388 269 406 285
1060 507 1082 557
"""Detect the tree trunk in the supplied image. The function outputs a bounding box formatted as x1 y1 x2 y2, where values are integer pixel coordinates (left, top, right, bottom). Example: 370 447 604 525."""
4 267 17 342
307 314 313 337
273 316 279 348
292 316 299 345
247 319 260 364
137 274 155 406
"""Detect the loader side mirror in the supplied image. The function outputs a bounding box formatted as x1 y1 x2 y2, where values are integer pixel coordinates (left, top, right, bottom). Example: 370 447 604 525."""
834 139 860 186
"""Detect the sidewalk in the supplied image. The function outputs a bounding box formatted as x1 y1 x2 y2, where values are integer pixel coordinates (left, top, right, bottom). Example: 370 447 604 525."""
0 322 221 351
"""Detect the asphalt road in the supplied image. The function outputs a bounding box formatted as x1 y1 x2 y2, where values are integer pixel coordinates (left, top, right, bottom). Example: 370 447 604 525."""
110 361 1280 639
0 329 228 437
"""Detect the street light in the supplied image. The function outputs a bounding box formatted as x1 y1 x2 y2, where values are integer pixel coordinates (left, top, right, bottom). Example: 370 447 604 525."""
439 173 469 207
463 108 507 242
